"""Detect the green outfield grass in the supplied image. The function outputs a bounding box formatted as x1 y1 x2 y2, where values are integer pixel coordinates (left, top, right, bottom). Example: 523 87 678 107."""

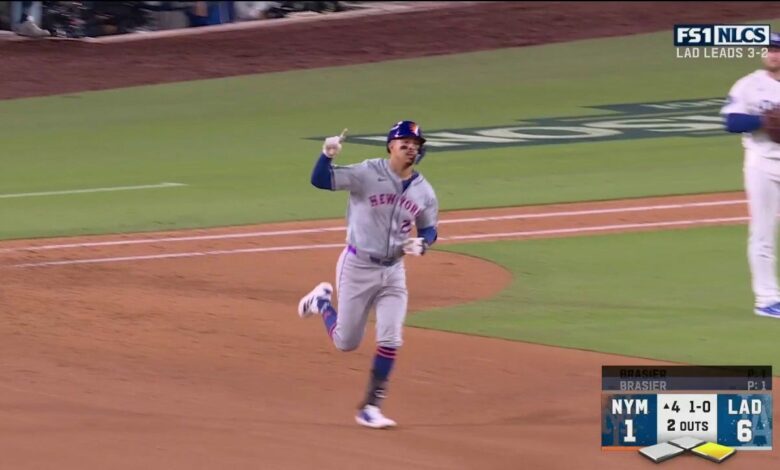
408 224 780 369
2 23 779 239
3 21 780 375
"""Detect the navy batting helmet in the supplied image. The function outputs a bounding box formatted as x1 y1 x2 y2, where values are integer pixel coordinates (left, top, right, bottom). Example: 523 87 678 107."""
386 120 427 164
771 32 780 48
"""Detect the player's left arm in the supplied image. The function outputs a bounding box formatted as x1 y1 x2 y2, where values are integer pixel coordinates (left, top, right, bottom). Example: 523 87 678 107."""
725 113 762 133
403 192 439 256
417 226 438 247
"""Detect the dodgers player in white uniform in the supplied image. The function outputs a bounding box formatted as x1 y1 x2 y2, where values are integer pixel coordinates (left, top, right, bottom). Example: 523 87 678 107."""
296 121 439 428
722 33 780 318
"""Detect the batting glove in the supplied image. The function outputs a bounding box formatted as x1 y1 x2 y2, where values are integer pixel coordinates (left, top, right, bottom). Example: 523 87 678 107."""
403 237 428 256
322 128 348 159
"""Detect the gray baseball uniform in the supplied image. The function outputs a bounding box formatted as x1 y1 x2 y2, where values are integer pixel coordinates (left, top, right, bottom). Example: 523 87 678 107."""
329 158 438 350
302 121 437 423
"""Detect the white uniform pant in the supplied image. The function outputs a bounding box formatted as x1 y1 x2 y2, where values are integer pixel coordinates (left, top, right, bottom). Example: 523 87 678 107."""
745 164 780 307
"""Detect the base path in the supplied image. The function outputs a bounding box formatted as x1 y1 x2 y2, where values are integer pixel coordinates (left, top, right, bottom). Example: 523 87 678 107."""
0 191 754 267
1 191 778 470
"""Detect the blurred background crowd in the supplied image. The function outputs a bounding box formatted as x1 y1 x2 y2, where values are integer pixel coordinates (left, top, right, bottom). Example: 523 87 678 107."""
0 1 350 38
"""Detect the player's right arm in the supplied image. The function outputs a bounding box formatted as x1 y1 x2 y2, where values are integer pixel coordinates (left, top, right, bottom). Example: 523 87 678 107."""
722 76 762 133
310 129 366 192
310 153 366 192
310 153 337 190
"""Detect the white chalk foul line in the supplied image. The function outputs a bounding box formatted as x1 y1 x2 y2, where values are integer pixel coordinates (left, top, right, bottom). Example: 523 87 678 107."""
13 243 345 268
438 199 745 224
438 216 749 241
3 226 346 252
0 182 186 199
0 198 746 252
11 217 749 268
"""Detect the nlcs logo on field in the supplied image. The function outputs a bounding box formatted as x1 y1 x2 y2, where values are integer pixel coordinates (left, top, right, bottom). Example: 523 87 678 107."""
674 24 770 46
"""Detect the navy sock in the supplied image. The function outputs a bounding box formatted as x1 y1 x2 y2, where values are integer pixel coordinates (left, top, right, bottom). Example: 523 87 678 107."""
318 299 337 339
363 346 397 407
374 346 397 380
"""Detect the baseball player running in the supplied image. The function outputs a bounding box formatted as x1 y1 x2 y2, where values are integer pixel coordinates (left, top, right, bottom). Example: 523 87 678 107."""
722 33 780 318
296 120 439 428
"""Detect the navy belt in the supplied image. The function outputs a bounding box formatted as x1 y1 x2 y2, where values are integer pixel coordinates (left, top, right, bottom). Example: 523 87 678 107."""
347 245 400 266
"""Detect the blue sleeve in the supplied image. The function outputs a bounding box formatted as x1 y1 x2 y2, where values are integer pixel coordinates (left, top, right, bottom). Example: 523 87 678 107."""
725 113 762 133
418 226 438 246
310 153 334 190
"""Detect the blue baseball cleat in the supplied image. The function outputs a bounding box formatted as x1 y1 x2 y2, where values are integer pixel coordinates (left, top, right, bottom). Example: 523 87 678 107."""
297 282 333 318
754 302 780 318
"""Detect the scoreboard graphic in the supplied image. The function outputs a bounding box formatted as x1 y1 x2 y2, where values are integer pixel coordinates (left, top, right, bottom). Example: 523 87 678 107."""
601 366 772 461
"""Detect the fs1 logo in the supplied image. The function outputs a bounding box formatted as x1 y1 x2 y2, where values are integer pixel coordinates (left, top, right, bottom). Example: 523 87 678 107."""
674 24 770 46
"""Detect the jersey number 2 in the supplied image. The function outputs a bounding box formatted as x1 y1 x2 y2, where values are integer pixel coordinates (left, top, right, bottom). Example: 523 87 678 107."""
400 220 412 234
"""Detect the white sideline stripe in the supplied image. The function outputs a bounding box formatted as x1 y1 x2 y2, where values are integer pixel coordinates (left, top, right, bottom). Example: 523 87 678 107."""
13 243 345 268
0 198 747 252
3 226 346 251
12 217 748 268
439 199 745 224
0 182 186 199
438 216 748 241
